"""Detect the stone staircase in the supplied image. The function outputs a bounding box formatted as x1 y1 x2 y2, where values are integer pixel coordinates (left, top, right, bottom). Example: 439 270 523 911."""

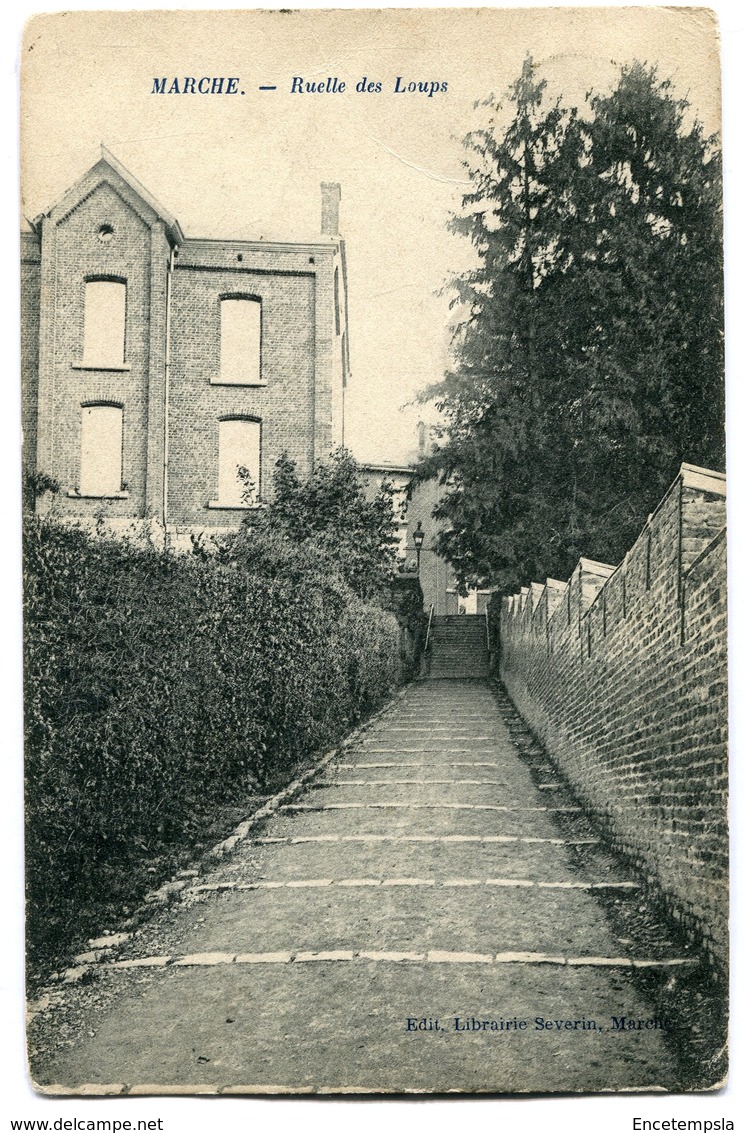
427 614 491 679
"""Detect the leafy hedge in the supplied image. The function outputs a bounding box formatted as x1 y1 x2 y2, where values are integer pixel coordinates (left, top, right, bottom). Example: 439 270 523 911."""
24 518 400 967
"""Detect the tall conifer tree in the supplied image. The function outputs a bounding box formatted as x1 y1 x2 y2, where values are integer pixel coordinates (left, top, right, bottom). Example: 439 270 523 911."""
421 59 723 591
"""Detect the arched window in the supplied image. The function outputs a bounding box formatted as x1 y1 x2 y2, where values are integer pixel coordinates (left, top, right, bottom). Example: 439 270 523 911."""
217 417 261 506
83 280 126 367
79 404 123 496
219 297 262 384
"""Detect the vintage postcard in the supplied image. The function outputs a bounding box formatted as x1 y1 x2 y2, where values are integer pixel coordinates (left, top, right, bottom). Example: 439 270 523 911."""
19 6 728 1097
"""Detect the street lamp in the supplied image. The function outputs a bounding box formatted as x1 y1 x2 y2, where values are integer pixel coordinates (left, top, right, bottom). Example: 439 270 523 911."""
413 521 425 575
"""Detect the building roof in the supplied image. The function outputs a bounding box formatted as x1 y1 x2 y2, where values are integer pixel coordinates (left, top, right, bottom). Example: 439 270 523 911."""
32 146 185 246
359 462 414 477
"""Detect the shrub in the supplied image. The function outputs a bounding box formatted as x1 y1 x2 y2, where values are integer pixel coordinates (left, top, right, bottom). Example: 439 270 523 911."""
249 450 400 601
23 517 400 967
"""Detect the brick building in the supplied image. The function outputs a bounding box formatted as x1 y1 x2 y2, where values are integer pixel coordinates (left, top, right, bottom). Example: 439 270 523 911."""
359 424 461 614
22 150 350 546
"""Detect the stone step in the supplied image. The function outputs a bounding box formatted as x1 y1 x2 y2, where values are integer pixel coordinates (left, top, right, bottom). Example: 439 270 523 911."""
432 621 486 632
432 635 487 645
431 648 487 657
432 618 486 628
432 625 486 632
431 621 487 642
425 666 491 675
432 615 487 625
430 651 489 659
430 648 486 657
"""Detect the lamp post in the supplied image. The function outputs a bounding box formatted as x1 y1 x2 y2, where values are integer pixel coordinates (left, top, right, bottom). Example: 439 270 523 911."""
413 521 425 575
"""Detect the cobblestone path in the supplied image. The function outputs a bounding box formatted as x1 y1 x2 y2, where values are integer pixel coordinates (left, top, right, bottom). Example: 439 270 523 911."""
31 681 690 1094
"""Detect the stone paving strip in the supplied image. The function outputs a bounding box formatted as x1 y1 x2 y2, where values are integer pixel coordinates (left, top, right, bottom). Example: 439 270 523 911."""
339 762 509 768
254 834 600 844
188 877 640 891
331 778 516 785
377 730 496 736
324 779 563 790
37 1083 671 1097
340 774 551 782
382 720 486 729
283 802 582 811
363 748 533 754
91 949 695 970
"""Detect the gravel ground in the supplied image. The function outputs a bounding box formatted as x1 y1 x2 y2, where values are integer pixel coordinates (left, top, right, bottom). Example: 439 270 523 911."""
27 680 726 1095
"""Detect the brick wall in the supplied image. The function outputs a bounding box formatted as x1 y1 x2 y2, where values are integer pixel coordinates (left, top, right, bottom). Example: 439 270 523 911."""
168 241 330 528
25 155 345 537
21 232 41 477
34 172 171 523
405 476 459 614
500 463 728 966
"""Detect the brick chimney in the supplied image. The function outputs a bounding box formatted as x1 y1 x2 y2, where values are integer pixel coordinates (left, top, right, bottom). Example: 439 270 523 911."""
321 182 341 237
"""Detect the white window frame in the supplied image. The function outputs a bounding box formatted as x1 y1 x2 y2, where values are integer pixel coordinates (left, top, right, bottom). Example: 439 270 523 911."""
209 417 262 509
75 403 126 498
216 296 264 386
81 279 127 369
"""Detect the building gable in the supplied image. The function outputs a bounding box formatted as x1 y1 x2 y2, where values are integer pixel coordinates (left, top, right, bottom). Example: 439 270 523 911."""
25 152 345 547
34 150 183 246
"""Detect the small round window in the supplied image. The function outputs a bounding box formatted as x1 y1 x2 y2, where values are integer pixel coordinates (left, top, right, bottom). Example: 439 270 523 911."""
98 224 114 243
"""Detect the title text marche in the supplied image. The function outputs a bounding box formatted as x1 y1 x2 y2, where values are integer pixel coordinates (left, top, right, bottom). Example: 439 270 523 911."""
150 76 450 97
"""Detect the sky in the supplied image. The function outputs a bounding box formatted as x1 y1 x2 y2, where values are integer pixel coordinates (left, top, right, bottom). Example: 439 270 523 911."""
19 5 722 465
